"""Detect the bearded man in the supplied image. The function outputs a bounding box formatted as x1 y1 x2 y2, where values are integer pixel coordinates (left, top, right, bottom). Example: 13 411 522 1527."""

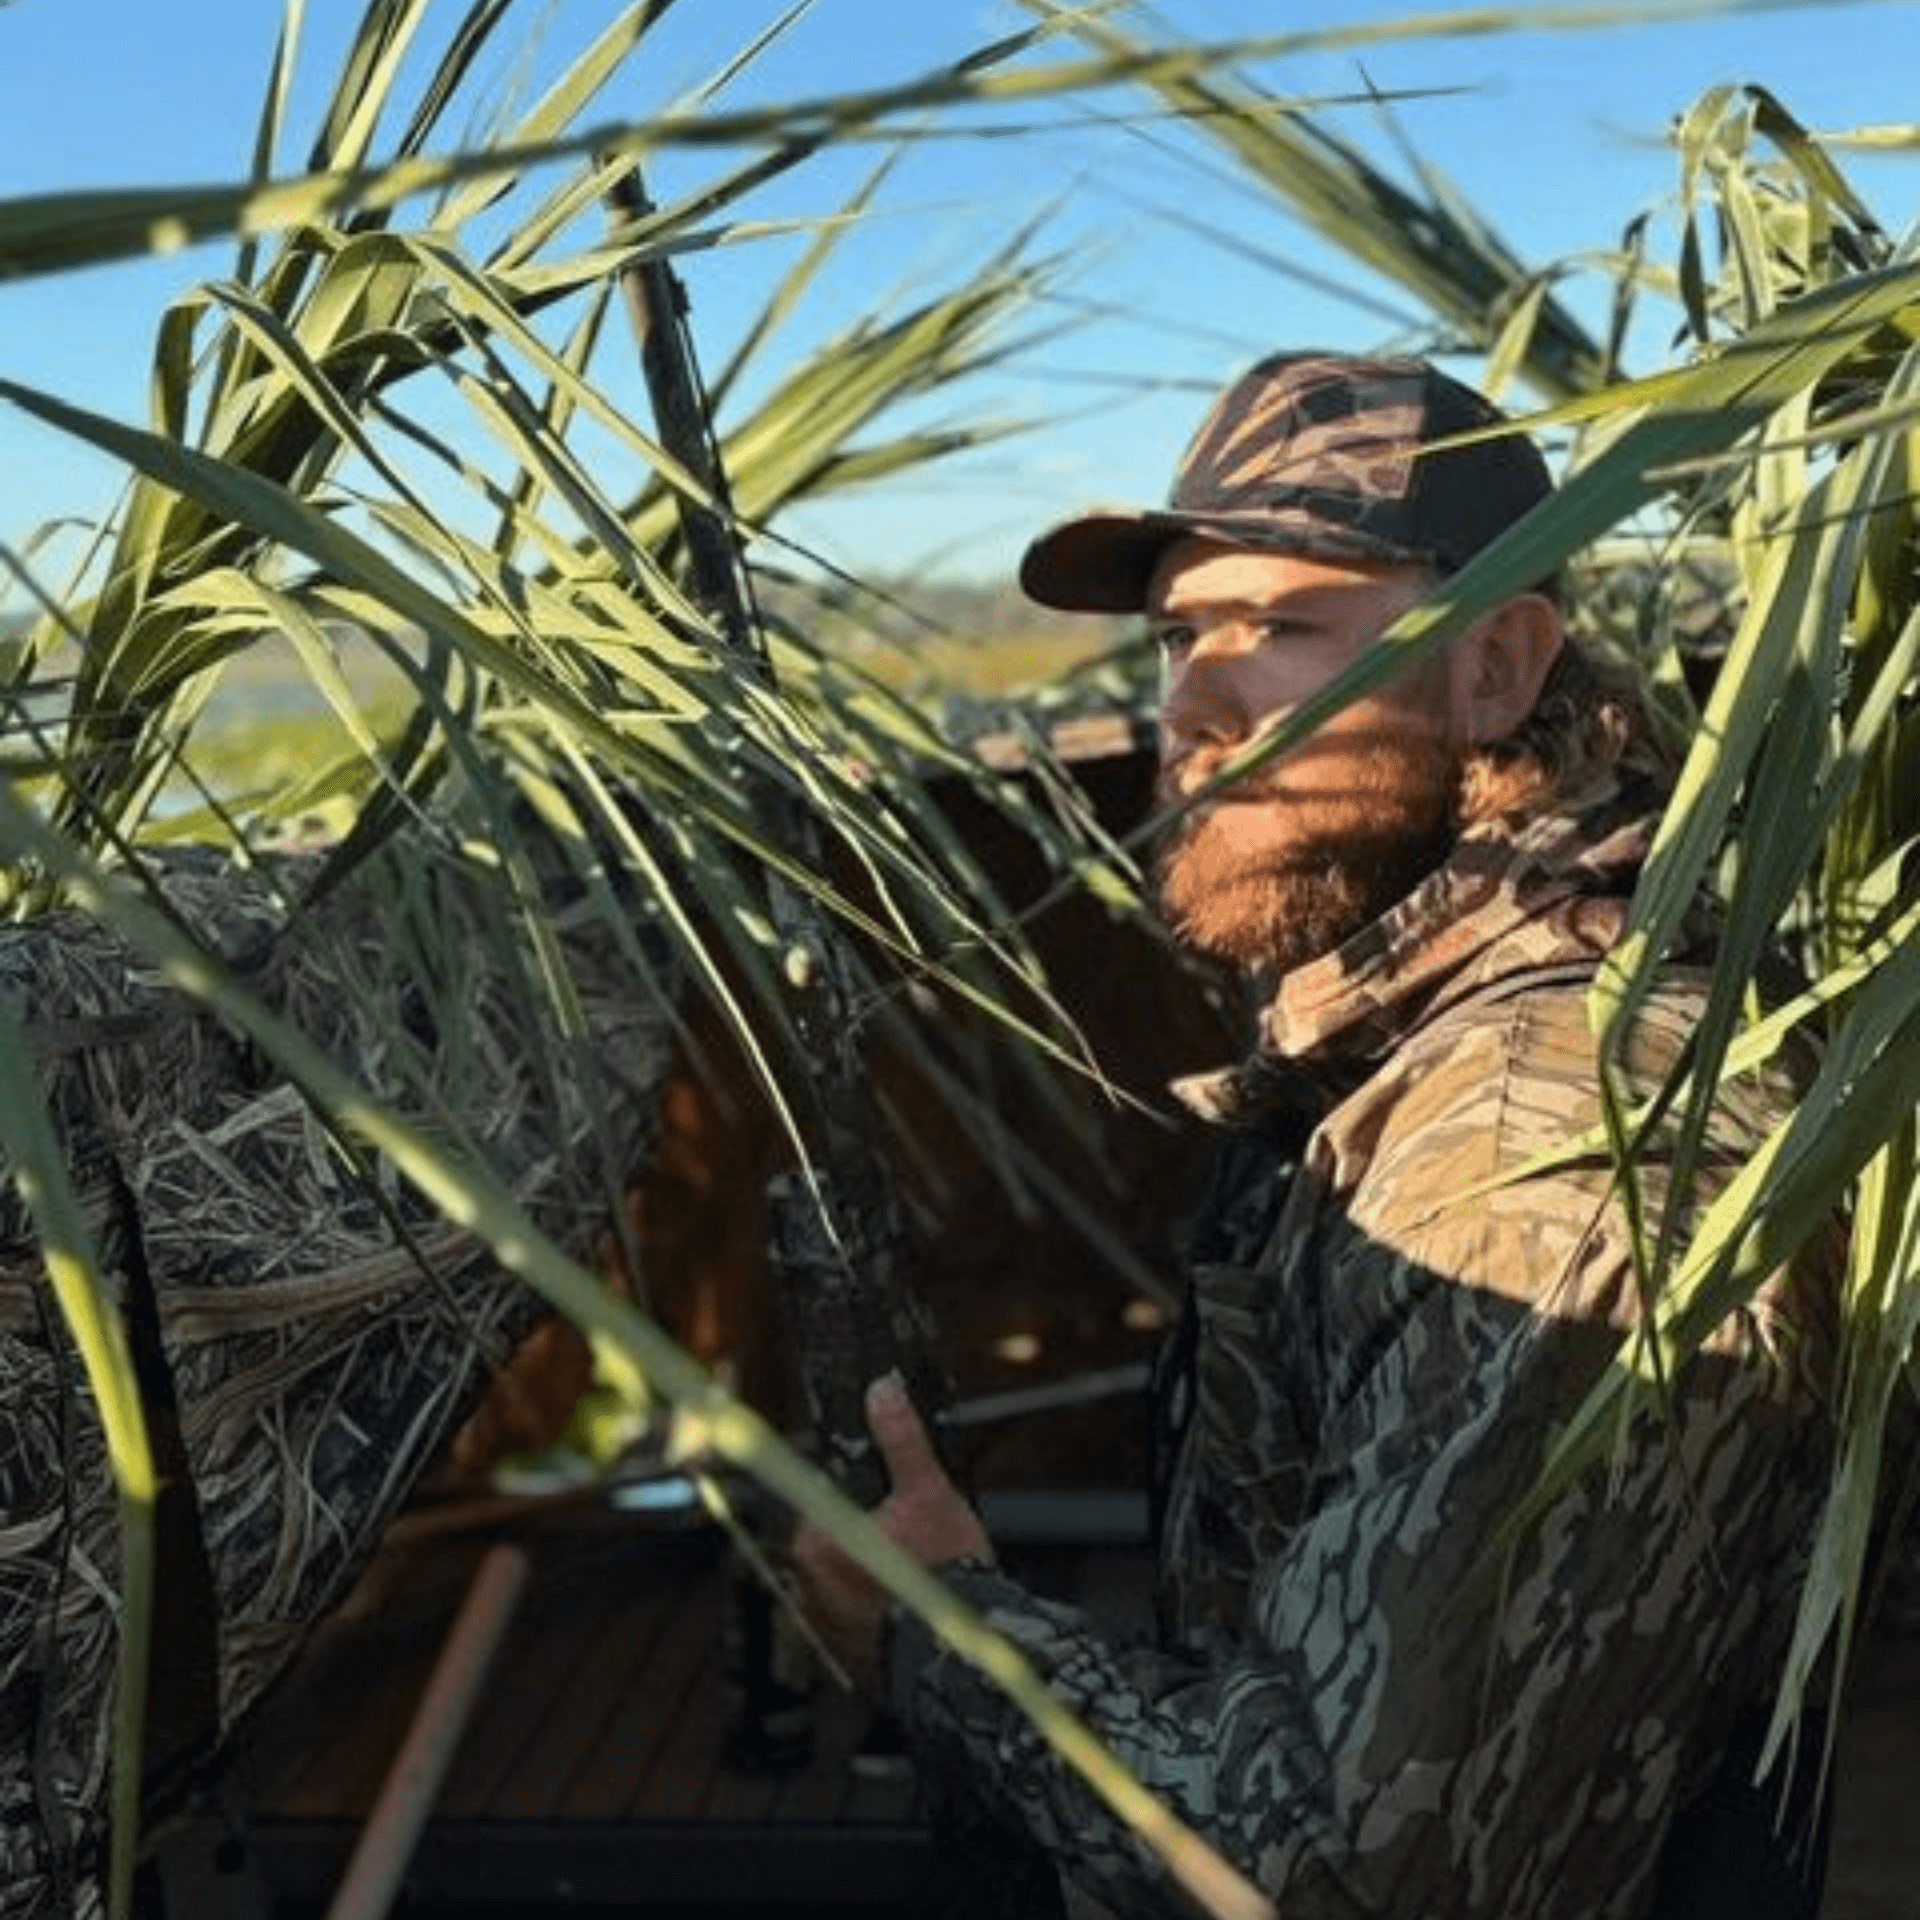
794 353 1834 1920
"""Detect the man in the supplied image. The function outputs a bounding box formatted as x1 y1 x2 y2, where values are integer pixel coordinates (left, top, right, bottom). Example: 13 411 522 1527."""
793 352 1833 1919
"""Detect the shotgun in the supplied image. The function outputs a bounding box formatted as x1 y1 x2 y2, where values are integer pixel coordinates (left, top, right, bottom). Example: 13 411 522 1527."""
606 168 952 1508
608 175 1084 1917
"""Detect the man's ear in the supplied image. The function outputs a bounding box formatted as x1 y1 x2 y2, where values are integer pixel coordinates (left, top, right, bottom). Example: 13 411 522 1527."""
1454 594 1564 745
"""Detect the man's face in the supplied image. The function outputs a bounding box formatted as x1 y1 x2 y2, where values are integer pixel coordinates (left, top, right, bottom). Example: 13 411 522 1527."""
1148 538 1464 976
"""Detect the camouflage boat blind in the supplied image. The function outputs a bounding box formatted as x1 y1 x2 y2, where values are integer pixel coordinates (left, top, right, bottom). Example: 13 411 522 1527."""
0 837 681 1917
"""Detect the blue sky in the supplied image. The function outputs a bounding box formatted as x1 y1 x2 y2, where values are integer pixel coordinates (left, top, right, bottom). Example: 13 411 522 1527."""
5 0 1918 593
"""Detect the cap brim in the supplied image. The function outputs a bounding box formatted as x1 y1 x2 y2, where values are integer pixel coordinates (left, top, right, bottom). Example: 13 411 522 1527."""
1017 510 1185 613
1019 506 1434 614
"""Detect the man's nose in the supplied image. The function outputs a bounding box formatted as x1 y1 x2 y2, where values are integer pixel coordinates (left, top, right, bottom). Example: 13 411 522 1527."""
1159 651 1251 761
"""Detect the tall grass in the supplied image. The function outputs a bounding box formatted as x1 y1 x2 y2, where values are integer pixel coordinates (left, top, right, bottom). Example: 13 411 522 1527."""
1 4 1914 1916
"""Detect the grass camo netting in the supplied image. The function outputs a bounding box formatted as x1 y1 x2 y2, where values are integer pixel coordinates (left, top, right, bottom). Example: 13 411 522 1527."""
0 830 681 1917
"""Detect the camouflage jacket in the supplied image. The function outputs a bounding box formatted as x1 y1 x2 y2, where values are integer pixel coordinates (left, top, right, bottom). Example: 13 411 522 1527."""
888 774 1834 1920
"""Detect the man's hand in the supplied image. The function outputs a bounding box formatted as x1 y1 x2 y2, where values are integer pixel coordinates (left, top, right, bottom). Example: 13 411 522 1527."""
790 1371 992 1693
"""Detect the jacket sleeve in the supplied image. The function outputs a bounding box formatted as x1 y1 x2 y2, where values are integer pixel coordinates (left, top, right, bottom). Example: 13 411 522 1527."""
887 996 1831 1920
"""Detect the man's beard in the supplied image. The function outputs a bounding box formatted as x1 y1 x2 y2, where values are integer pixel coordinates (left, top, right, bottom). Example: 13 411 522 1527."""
1152 735 1459 977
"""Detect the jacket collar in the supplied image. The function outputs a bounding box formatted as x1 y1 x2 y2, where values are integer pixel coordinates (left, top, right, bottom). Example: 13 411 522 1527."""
1173 772 1681 1128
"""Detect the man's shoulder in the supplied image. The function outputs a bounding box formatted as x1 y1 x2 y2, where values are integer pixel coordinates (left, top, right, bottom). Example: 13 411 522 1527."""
1325 962 1724 1210
1393 962 1708 1122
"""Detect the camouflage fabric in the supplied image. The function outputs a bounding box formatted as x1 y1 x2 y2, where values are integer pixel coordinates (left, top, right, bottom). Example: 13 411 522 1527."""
888 773 1834 1920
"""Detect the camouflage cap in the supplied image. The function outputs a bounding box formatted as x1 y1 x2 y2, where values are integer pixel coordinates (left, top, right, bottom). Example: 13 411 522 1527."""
1019 351 1555 613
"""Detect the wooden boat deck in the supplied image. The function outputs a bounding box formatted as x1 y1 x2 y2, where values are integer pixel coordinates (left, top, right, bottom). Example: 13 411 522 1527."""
157 1481 1920 1919
166 1485 1153 1917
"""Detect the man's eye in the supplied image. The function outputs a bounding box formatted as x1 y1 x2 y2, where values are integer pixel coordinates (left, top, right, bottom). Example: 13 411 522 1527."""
1153 624 1196 657
1256 617 1312 644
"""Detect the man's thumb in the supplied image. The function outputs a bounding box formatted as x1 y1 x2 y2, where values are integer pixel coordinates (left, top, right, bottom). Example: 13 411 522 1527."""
865 1370 939 1487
